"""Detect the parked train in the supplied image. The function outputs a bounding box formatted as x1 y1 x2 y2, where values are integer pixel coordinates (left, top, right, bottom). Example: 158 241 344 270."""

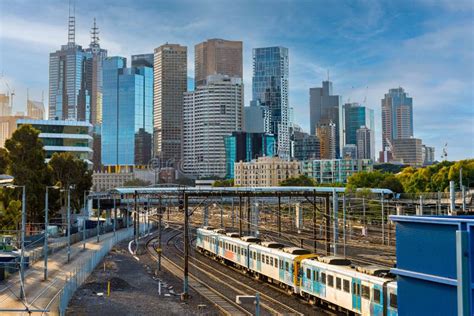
196 227 397 316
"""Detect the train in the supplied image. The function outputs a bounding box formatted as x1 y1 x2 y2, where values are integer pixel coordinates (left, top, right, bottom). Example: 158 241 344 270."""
196 227 398 316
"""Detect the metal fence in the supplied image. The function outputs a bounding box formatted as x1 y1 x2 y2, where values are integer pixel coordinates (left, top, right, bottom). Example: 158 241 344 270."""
52 226 138 315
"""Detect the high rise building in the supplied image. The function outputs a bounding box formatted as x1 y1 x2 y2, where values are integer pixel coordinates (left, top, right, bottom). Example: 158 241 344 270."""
343 102 374 145
49 14 107 122
292 128 320 161
302 158 373 184
342 144 357 159
422 145 435 165
183 75 243 178
153 44 187 165
356 126 375 160
252 46 290 159
381 87 413 149
316 120 336 159
26 99 45 120
0 94 11 116
195 39 243 86
101 56 153 166
392 138 423 166
309 81 341 156
224 132 275 179
131 54 154 68
243 103 270 133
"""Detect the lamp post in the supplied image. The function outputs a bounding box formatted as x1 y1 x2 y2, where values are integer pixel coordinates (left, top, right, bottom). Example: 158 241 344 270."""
44 185 60 281
83 190 90 250
0 175 26 300
97 197 101 243
66 187 71 263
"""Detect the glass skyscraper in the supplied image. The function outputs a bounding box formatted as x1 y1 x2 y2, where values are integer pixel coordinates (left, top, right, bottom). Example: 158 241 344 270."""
224 132 275 179
102 57 153 166
252 47 290 160
343 103 374 145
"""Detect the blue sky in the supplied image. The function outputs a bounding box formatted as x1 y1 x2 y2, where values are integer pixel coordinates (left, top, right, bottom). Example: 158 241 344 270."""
1 0 473 160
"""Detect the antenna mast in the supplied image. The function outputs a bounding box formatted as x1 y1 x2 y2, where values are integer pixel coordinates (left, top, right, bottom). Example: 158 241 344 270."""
68 0 76 46
90 18 100 46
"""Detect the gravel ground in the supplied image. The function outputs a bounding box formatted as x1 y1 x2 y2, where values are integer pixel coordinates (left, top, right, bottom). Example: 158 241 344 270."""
67 239 219 316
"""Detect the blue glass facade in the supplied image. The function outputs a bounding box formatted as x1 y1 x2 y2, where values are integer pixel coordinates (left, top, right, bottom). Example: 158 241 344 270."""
224 132 275 178
102 57 153 166
343 103 374 145
252 47 290 159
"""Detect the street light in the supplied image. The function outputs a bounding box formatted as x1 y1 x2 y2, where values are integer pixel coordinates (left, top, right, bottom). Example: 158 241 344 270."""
83 190 91 250
44 185 60 281
0 175 26 301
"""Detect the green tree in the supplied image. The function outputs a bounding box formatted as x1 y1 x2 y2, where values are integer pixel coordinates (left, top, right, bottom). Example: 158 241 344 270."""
346 170 404 193
0 148 8 174
5 125 51 223
0 200 21 231
213 179 234 187
280 175 316 186
49 152 93 212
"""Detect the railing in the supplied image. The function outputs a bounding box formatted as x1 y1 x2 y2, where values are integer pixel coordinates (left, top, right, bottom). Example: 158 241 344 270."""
52 224 150 315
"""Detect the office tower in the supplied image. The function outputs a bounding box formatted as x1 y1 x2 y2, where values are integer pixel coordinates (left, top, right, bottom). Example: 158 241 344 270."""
153 44 187 165
343 103 374 145
422 145 435 165
49 13 107 122
0 94 11 116
309 81 341 157
27 99 45 120
224 132 275 179
195 39 243 86
84 19 108 125
102 57 153 166
292 127 320 161
392 138 423 166
131 54 154 68
243 103 270 133
183 75 243 178
316 120 336 159
381 87 414 149
356 126 375 160
252 46 290 159
342 144 357 159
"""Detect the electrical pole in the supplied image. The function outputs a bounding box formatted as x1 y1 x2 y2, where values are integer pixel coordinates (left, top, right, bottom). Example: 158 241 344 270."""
97 197 100 243
67 188 71 262
325 194 330 255
239 196 242 236
312 192 317 252
44 187 49 281
113 198 116 236
19 186 26 301
158 198 162 271
182 192 189 300
278 195 281 237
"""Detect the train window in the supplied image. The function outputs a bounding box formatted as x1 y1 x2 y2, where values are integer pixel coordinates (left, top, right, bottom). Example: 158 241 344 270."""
321 273 326 284
274 258 278 267
374 289 381 303
285 262 289 272
270 257 273 266
279 260 283 269
343 280 350 293
313 270 319 281
327 275 334 287
361 285 370 299
389 293 398 308
266 256 269 265
306 269 311 279
336 277 341 290
253 252 256 260
258 253 261 261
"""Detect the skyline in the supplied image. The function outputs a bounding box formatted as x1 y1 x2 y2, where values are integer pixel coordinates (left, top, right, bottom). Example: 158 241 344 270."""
0 0 473 160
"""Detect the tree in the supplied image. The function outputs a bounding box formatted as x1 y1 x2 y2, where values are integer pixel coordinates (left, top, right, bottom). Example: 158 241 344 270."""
213 179 234 187
346 170 404 193
0 148 8 174
49 152 93 212
123 178 151 187
5 125 51 223
280 175 316 187
0 199 21 231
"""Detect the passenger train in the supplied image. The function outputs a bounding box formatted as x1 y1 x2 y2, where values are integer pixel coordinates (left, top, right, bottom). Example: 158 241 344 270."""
196 227 398 316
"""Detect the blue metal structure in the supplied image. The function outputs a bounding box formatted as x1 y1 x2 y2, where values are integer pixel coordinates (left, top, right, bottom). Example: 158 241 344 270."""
390 215 473 316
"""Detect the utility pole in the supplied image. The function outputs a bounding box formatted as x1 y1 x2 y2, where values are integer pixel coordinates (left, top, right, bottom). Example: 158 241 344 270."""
239 196 243 236
325 194 330 255
312 192 317 252
182 192 189 300
134 191 138 246
67 188 71 262
113 198 116 236
332 190 338 256
381 195 385 245
97 197 100 243
83 191 87 250
343 194 346 258
158 197 162 271
19 186 26 300
247 196 251 234
278 195 282 237
44 187 49 280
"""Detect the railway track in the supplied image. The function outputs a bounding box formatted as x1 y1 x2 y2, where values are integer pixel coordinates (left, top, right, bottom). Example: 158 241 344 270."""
146 235 252 316
152 224 335 315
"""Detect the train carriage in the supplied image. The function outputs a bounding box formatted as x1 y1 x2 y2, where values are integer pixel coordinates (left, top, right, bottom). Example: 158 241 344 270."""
196 227 219 255
217 233 252 268
300 257 398 315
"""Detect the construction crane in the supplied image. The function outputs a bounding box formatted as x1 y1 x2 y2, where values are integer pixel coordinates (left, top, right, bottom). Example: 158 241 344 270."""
441 142 448 160
4 81 15 110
